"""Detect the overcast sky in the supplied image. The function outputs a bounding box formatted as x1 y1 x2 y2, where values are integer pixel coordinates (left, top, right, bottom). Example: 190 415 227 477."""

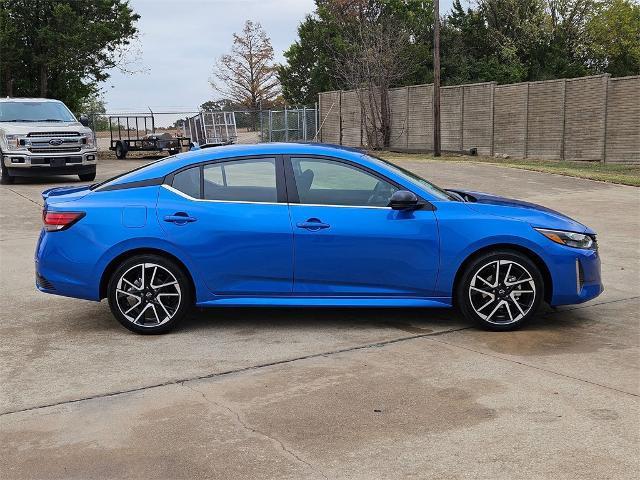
103 0 456 114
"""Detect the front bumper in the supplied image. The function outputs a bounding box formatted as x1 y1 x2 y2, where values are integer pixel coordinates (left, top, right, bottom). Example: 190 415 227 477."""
3 151 97 176
549 247 603 306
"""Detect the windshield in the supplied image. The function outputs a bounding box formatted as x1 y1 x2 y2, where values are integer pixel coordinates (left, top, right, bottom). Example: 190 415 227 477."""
365 154 456 201
0 101 76 123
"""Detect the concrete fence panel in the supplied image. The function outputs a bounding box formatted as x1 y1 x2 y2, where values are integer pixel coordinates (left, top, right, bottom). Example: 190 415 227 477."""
318 91 341 144
494 83 528 157
341 90 362 147
462 83 494 156
407 85 433 150
526 79 564 160
318 74 639 163
441 86 462 151
564 75 608 162
388 87 408 150
606 76 640 163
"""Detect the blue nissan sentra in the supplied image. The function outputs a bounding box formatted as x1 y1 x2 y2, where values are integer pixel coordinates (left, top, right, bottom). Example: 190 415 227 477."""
35 143 602 334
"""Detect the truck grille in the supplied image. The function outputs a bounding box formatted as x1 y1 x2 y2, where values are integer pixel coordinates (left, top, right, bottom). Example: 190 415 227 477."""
27 131 81 137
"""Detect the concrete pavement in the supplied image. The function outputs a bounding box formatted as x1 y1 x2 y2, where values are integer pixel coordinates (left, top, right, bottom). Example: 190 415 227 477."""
1 156 638 479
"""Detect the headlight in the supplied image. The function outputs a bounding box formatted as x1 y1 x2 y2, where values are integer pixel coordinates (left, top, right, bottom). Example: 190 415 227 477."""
535 228 595 249
83 132 96 148
2 134 26 150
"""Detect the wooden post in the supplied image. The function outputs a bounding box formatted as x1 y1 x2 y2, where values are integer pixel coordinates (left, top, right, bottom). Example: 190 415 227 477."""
405 86 410 150
490 82 496 157
561 79 567 161
602 75 610 164
524 83 529 158
433 0 441 156
460 86 464 151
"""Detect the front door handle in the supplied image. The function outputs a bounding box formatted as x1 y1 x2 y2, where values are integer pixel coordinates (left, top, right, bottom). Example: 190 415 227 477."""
164 212 197 225
296 218 330 231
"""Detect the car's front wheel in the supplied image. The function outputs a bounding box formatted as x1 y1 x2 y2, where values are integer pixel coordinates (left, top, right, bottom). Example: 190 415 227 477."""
78 171 96 182
457 250 543 331
0 162 14 184
107 254 192 334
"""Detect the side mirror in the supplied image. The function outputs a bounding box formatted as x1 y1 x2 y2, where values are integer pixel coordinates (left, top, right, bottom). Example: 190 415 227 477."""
79 114 90 127
389 190 419 210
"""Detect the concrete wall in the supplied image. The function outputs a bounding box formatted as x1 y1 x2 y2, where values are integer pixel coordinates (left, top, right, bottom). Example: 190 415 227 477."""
318 74 640 163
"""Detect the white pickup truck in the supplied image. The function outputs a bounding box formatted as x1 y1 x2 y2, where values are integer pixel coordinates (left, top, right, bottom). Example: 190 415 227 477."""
0 98 97 184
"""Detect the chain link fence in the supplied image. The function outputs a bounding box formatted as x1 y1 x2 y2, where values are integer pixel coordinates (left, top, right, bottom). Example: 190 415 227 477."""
84 107 319 154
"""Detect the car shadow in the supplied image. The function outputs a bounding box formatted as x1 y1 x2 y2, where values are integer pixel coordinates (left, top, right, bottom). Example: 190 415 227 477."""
176 306 471 335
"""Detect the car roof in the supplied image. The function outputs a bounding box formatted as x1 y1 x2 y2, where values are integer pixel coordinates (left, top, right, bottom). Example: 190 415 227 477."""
0 97 64 103
102 143 372 187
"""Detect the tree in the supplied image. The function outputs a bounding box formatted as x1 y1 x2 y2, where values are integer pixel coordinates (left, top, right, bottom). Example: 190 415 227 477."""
278 9 344 106
587 0 640 76
79 93 108 131
0 0 139 111
211 20 280 110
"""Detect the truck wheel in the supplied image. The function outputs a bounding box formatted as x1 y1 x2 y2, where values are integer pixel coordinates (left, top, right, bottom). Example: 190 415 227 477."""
79 171 96 182
115 142 127 159
0 162 14 184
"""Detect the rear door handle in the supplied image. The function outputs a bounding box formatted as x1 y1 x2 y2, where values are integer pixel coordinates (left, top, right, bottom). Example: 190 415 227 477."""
164 212 197 224
296 218 330 231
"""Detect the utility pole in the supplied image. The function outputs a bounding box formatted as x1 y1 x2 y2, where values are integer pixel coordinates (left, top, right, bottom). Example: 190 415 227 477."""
433 0 441 156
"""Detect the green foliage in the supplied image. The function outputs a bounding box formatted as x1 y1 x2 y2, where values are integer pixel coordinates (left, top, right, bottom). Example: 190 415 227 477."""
279 0 640 104
587 0 640 77
0 0 139 111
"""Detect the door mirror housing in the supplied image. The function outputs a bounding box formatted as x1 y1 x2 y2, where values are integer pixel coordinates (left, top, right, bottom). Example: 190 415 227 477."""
389 190 419 210
79 114 90 127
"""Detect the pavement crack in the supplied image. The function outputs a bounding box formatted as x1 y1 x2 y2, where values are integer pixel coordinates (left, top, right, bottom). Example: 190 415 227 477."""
182 382 328 479
423 335 639 397
0 326 470 417
5 188 43 208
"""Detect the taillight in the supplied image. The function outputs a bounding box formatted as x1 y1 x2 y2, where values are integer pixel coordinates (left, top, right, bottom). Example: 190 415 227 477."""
42 210 85 232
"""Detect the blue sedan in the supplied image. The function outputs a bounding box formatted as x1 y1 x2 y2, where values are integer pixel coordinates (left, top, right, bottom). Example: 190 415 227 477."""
35 143 603 334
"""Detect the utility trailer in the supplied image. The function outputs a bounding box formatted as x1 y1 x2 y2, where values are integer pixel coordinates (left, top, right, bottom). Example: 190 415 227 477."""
108 114 191 159
184 111 237 148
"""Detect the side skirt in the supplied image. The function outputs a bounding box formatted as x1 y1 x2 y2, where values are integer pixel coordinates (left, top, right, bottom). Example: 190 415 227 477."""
196 297 453 308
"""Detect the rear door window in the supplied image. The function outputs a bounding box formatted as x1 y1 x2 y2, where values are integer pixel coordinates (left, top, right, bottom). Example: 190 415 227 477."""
203 158 277 203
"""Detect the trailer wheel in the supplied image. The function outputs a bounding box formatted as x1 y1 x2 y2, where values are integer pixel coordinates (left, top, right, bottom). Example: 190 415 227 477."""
115 142 128 159
168 148 179 156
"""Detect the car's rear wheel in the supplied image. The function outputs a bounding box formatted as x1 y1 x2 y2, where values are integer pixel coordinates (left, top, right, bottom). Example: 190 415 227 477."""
107 254 192 334
457 250 543 331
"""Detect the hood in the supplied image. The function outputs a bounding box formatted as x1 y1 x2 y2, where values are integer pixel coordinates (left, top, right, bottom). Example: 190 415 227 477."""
42 185 92 205
448 189 595 235
0 121 89 135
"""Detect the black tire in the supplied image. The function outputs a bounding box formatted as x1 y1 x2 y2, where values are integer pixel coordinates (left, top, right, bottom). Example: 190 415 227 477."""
78 171 96 182
1 162 14 184
457 249 544 331
107 254 192 334
168 148 179 156
115 142 127 159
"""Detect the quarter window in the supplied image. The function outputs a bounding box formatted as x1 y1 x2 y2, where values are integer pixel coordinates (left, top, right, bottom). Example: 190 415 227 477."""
172 166 201 198
291 157 398 207
203 158 277 203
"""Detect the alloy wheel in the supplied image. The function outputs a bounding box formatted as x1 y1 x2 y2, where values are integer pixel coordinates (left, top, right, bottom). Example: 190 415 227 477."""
115 262 182 327
468 259 536 325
